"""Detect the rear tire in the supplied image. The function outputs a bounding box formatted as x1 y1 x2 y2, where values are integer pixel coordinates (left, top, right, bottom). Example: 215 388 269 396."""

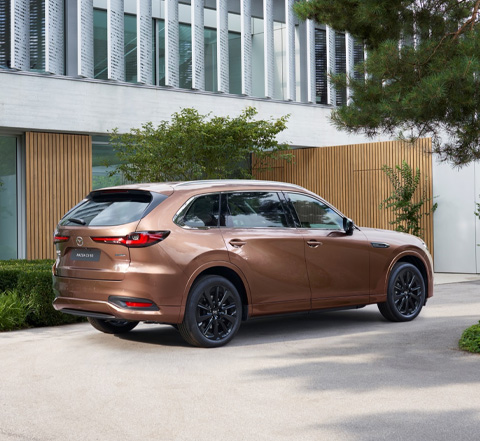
378 262 426 322
87 317 139 334
179 275 242 348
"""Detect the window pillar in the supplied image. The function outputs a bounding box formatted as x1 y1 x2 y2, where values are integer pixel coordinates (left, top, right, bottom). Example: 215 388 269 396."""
107 0 124 81
10 0 30 70
191 0 205 90
137 0 152 85
263 0 274 98
45 0 64 74
326 25 336 105
216 0 229 93
285 0 296 101
345 32 354 104
306 19 316 103
77 0 94 78
165 0 179 87
240 0 252 96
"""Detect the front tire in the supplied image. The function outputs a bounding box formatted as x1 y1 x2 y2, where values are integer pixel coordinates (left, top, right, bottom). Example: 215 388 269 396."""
378 262 426 322
179 275 242 348
87 317 139 334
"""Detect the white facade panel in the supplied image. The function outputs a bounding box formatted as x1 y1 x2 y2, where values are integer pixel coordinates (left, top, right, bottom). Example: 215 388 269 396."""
326 25 336 106
191 0 205 90
263 0 274 98
216 0 229 93
345 32 354 104
285 0 295 101
10 0 30 70
240 0 252 96
78 0 94 78
107 0 125 81
165 0 179 87
137 0 153 85
306 19 315 103
45 0 64 74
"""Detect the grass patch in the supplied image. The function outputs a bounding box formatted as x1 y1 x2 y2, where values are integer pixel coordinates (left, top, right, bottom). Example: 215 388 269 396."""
459 321 480 354
0 290 31 331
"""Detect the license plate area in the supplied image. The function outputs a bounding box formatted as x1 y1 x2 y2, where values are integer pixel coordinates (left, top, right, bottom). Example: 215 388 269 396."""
71 248 101 262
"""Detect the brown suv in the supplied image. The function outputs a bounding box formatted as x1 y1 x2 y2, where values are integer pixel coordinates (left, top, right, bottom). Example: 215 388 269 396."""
52 180 433 347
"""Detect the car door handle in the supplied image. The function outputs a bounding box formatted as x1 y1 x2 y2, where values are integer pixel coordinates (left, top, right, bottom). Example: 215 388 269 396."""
229 239 247 248
307 240 323 248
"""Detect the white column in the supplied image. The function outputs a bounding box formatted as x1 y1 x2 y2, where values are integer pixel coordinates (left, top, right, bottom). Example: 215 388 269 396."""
45 0 64 74
137 0 152 85
263 0 274 98
326 25 336 105
191 0 205 90
107 0 124 81
345 32 354 104
10 0 30 70
240 0 252 96
285 0 296 101
306 20 316 103
216 0 229 93
165 0 179 87
77 0 94 78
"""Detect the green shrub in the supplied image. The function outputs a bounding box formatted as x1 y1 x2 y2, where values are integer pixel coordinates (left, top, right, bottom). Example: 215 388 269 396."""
0 259 83 330
459 321 480 354
0 290 30 331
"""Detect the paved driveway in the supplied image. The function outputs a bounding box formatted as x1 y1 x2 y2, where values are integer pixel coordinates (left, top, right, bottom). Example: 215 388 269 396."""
1 281 479 441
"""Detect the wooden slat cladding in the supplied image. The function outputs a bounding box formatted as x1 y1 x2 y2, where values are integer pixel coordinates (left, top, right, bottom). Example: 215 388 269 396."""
26 132 92 260
254 138 435 254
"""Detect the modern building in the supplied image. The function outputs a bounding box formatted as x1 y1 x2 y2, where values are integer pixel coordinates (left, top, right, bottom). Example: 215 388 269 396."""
0 0 478 273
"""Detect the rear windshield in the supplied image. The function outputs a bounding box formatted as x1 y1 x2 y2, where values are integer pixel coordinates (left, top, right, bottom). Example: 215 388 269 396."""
59 191 163 227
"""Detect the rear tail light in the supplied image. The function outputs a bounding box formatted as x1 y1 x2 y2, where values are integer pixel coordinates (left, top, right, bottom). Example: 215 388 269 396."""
54 234 69 244
109 296 159 311
91 231 170 248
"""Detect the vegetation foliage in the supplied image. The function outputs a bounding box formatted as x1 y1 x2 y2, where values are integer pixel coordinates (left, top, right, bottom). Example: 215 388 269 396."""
380 161 437 238
294 0 480 166
0 260 83 331
459 321 480 354
109 107 292 182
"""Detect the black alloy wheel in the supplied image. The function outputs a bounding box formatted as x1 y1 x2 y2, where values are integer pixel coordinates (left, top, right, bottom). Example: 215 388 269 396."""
378 262 426 322
179 275 242 348
87 317 139 334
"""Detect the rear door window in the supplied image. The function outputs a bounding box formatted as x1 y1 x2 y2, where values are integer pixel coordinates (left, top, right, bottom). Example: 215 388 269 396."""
222 192 290 228
59 191 163 227
175 194 220 228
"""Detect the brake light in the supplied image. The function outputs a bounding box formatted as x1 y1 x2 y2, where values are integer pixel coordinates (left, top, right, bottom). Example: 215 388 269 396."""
54 235 69 244
91 231 170 248
125 301 153 308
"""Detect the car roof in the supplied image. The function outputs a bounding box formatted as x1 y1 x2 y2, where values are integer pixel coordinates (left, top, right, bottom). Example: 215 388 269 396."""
97 180 307 194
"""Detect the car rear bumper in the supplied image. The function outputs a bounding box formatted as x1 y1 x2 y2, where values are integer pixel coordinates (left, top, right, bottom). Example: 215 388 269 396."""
52 274 182 323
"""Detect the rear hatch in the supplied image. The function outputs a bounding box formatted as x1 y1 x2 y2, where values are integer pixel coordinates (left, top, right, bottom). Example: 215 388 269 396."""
54 189 168 281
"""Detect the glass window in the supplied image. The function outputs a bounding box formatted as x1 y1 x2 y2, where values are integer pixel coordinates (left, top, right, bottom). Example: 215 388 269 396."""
176 194 220 228
204 27 217 91
124 13 137 83
92 136 128 190
30 0 45 71
0 137 18 259
179 23 192 89
315 29 327 105
288 193 343 230
156 19 165 86
0 2 10 68
60 192 154 227
94 9 108 79
228 31 241 94
353 39 365 81
223 192 289 228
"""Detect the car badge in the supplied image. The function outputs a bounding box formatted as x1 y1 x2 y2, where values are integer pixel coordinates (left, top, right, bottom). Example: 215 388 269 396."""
76 237 84 247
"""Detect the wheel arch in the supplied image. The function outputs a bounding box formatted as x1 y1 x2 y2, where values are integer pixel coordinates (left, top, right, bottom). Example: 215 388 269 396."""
181 263 251 322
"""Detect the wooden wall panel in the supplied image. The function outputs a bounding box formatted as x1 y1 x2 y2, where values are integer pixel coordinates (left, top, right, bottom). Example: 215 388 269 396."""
26 132 92 260
254 139 435 254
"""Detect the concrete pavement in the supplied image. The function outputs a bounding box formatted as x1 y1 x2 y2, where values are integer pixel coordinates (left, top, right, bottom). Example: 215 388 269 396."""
0 280 479 441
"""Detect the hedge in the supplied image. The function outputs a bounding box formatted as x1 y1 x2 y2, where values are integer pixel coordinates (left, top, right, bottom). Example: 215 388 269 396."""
459 321 480 354
0 260 84 331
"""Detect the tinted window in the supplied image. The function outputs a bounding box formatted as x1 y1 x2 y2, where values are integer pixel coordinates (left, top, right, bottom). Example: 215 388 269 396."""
223 192 289 228
288 193 343 230
176 194 220 228
60 192 154 227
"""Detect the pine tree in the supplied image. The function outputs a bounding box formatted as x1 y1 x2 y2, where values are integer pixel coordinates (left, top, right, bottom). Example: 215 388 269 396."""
294 0 480 166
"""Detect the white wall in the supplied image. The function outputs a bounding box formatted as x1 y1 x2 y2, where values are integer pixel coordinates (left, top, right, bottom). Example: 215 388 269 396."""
0 71 381 148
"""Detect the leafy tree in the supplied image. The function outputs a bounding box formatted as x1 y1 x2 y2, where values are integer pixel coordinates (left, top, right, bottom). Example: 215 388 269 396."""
380 161 437 238
294 0 480 166
109 107 292 182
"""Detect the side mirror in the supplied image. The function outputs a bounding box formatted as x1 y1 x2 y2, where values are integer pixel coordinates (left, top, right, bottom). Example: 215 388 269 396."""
343 218 355 236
